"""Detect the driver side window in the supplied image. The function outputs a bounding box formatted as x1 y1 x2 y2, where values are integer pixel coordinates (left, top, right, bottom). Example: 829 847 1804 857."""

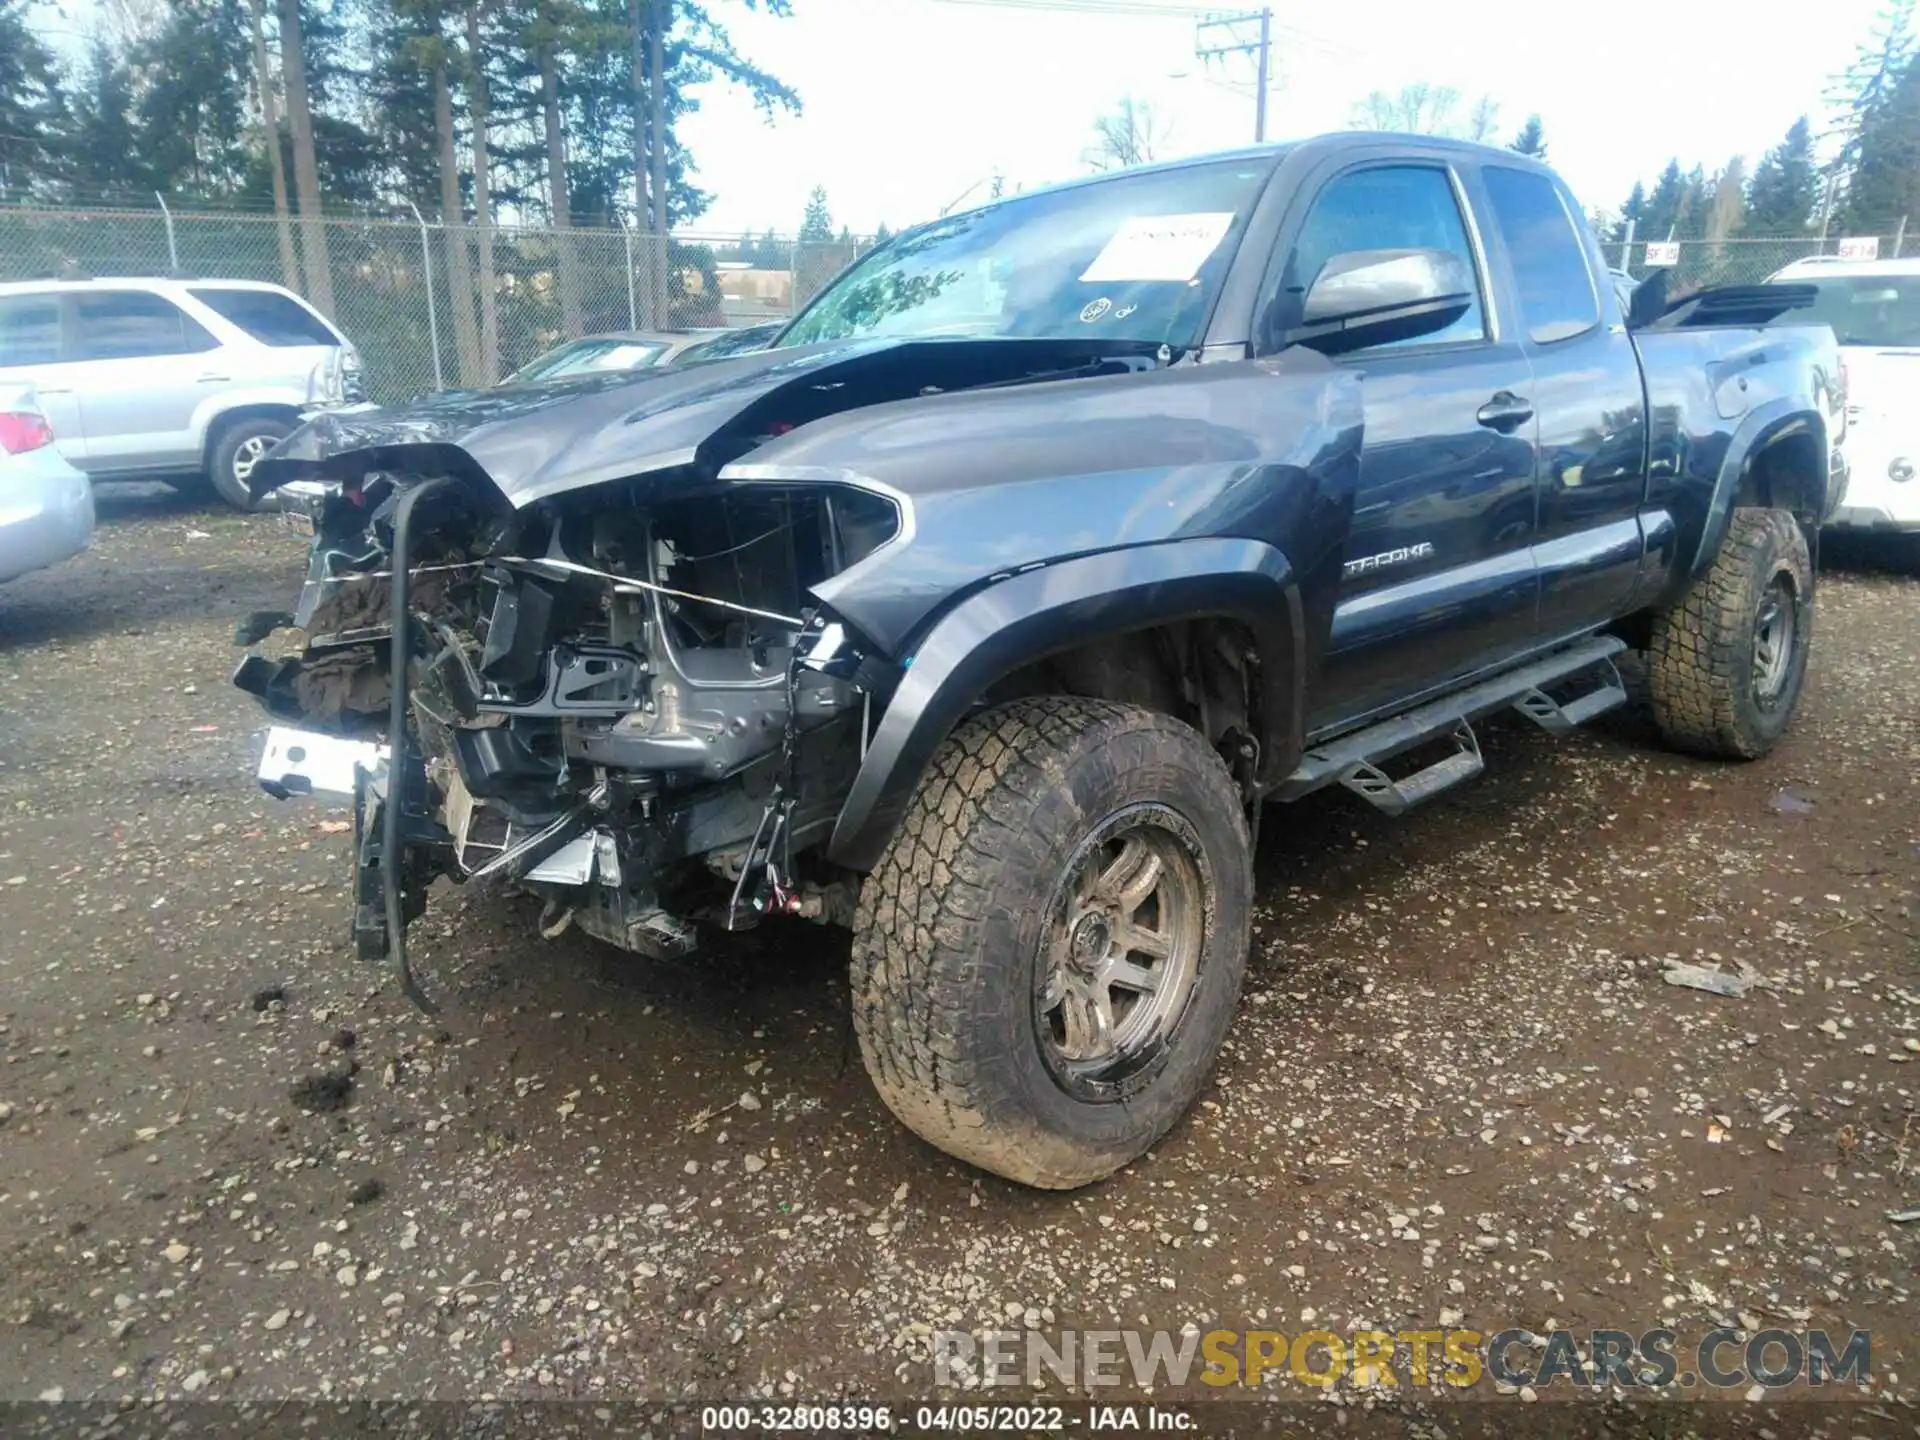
1277 165 1488 351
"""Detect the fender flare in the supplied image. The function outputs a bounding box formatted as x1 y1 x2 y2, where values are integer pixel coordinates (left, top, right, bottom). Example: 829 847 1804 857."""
1688 398 1830 583
824 536 1304 873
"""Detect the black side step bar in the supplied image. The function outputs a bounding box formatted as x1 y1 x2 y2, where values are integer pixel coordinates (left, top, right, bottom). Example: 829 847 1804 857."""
1276 636 1628 816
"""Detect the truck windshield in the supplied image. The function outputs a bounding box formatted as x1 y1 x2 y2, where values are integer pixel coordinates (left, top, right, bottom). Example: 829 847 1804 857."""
1765 274 1920 347
778 158 1274 351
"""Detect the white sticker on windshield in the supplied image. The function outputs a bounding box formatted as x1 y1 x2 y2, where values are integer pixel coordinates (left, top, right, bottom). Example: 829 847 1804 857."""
1079 212 1235 284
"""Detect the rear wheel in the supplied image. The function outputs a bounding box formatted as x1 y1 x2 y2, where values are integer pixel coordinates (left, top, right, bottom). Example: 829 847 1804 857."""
207 417 293 511
850 697 1252 1189
1647 506 1812 759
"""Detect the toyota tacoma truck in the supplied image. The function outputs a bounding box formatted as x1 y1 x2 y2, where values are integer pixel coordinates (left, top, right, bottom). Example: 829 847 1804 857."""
235 135 1842 1189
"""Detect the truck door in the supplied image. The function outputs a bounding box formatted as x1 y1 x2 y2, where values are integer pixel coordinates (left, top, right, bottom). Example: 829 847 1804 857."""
1262 161 1541 734
1477 164 1648 639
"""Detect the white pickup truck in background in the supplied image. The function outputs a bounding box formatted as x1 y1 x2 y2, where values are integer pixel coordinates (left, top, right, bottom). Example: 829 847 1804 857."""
1769 255 1920 546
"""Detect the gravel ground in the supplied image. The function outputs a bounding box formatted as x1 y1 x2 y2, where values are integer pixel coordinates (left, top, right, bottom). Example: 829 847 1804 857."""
1 489 1917 1424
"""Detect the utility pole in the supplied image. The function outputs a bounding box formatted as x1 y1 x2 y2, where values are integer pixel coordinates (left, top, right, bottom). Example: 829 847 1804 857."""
1195 7 1274 143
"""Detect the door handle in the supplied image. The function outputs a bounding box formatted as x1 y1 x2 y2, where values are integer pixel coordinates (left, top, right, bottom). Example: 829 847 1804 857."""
35 387 72 395
196 373 232 383
1476 391 1534 433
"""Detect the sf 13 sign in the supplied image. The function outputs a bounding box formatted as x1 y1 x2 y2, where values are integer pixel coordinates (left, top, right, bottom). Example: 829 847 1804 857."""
1838 236 1881 261
1643 241 1681 267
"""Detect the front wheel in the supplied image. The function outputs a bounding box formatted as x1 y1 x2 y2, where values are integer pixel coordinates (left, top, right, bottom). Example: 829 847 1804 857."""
850 697 1252 1189
207 417 293 511
1647 506 1813 759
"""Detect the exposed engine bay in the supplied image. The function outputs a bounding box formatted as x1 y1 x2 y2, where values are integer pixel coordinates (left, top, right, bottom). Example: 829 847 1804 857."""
228 332 1277 1008
239 467 900 992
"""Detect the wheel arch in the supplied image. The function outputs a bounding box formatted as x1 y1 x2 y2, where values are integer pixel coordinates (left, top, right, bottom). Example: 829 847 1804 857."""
823 537 1305 873
1691 402 1830 582
200 401 304 470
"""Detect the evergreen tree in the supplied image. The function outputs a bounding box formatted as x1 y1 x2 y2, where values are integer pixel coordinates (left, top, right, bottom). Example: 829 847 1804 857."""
133 0 256 201
1673 163 1711 239
1706 156 1749 242
1508 114 1546 159
1611 180 1647 242
1841 45 1920 230
1747 117 1819 232
0 0 66 196
65 41 148 202
798 185 832 243
1642 160 1686 239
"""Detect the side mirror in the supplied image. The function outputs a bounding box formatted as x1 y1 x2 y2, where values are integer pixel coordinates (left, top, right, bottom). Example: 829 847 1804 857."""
1290 248 1475 354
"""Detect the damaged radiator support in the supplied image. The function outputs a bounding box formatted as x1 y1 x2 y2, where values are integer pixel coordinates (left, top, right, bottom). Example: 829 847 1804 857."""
249 469 888 992
381 476 457 1015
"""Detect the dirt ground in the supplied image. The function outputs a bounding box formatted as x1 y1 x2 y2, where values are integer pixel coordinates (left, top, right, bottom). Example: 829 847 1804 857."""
1 487 1917 1427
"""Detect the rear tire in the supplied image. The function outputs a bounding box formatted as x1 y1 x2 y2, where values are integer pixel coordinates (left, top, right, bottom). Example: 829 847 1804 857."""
850 697 1252 1189
207 417 293 511
1647 506 1812 759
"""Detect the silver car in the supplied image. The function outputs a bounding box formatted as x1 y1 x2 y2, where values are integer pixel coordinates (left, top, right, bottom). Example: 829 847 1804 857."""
502 328 738 383
0 278 361 510
0 383 94 585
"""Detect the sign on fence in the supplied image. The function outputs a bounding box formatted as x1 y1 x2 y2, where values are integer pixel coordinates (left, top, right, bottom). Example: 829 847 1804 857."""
1837 236 1881 261
1643 241 1681 267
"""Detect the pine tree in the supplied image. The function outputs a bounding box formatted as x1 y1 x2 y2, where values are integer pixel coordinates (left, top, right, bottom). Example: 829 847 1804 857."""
133 0 255 201
798 185 832 244
1747 117 1819 232
0 0 66 196
1706 156 1749 243
1673 163 1711 240
1509 114 1546 159
1611 180 1647 242
1841 48 1920 230
64 42 147 202
1642 160 1686 239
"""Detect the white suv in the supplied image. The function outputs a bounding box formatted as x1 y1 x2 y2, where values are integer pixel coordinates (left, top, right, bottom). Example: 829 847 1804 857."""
0 278 361 509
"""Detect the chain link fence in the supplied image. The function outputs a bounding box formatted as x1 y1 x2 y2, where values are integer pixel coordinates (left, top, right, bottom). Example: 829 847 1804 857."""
0 204 874 403
1611 233 1907 293
7 203 1904 403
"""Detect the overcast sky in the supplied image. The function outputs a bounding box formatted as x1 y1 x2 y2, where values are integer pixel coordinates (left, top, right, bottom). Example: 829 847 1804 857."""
679 0 1887 237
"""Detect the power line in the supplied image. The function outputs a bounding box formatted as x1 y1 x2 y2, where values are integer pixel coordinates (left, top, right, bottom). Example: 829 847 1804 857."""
931 0 1352 56
1195 8 1274 143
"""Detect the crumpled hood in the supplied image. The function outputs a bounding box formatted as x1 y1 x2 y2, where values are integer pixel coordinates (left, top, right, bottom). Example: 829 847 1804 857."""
252 335 1170 509
253 336 908 507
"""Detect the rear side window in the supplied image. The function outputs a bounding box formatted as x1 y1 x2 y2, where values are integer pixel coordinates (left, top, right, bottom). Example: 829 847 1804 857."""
1287 165 1488 347
1760 275 1920 347
1482 166 1600 344
0 295 62 366
72 291 218 360
188 287 337 347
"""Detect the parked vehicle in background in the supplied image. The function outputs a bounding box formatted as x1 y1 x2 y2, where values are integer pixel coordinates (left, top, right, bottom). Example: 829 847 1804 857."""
240 136 1839 1190
672 322 783 364
1768 256 1918 540
0 384 94 585
503 329 739 384
0 278 360 512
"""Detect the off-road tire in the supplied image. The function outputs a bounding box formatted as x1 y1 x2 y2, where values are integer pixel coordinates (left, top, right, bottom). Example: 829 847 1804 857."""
1647 506 1812 759
850 696 1252 1189
207 417 293 511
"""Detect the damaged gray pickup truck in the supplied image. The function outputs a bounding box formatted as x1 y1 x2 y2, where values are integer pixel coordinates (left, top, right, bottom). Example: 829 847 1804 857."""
237 135 1842 1188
